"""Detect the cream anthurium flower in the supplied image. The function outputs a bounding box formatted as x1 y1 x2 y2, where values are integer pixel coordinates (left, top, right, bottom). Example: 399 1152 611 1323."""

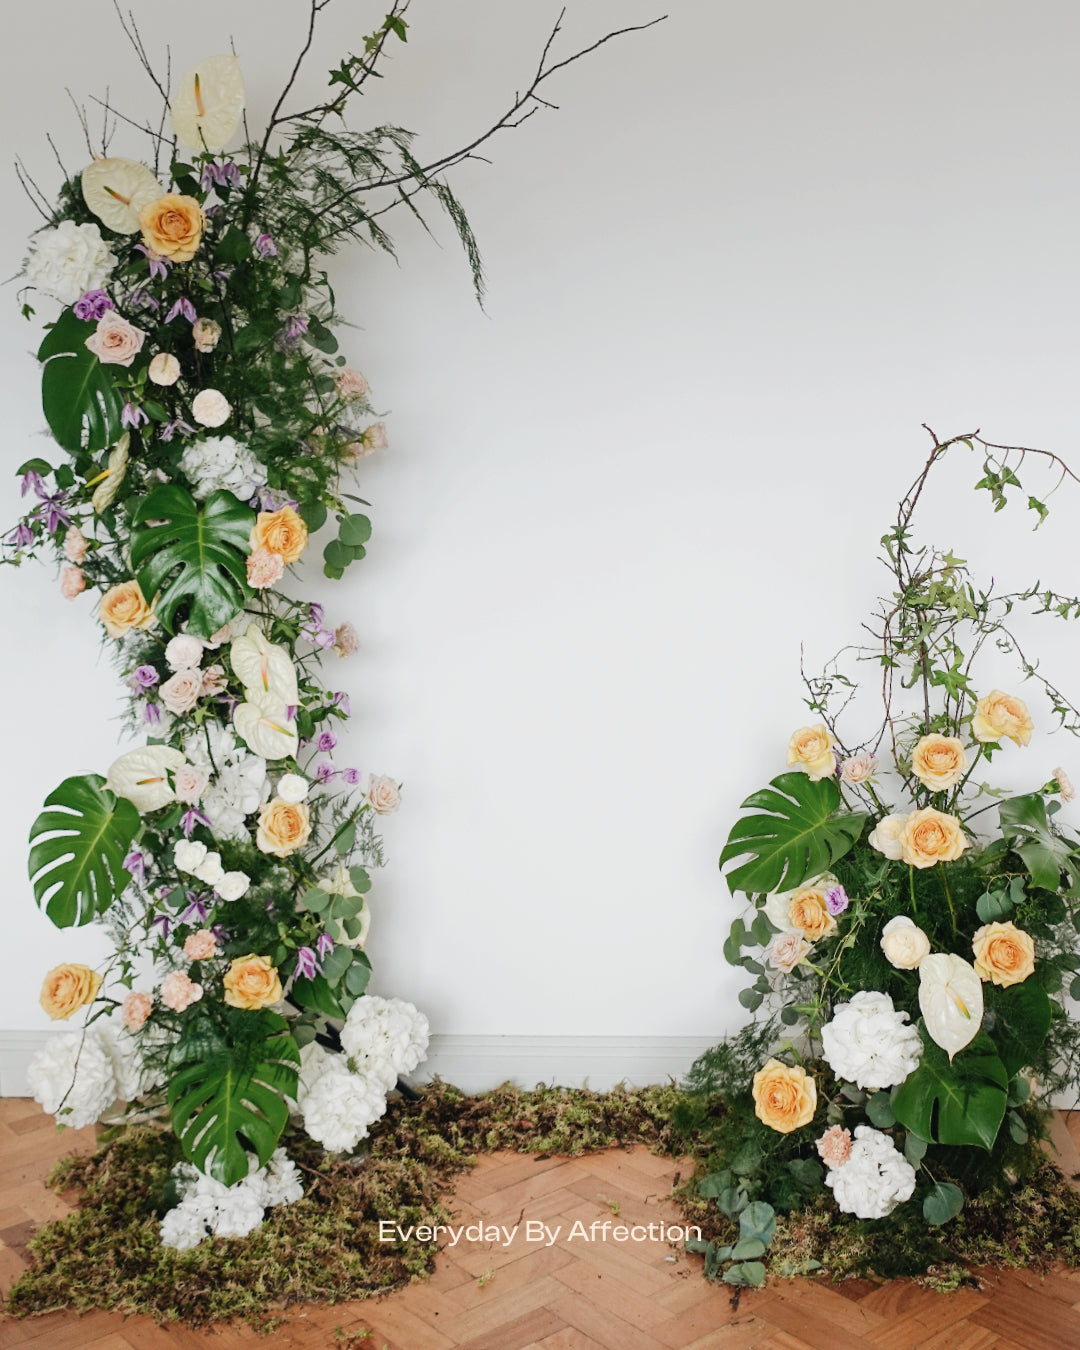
233 689 299 761
81 157 164 234
105 745 187 813
90 434 130 514
918 952 984 1059
229 623 298 705
171 56 245 152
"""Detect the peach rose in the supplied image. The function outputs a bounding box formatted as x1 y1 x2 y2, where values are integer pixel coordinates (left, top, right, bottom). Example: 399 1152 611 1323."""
752 1058 817 1134
899 807 967 868
138 193 205 262
249 506 308 564
121 991 154 1030
972 921 1035 987
192 318 221 352
787 885 837 938
247 546 285 589
972 690 1033 746
256 798 312 857
85 311 146 367
183 930 218 961
160 971 203 1012
100 579 156 638
786 724 836 781
223 954 283 1010
191 388 231 427
159 669 203 715
64 525 88 563
60 565 86 599
40 963 102 1020
911 734 969 792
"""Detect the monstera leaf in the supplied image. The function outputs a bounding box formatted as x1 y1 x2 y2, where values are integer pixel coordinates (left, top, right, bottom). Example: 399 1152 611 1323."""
130 485 254 638
998 793 1080 893
719 773 866 895
28 774 139 928
168 1011 300 1184
892 1024 1008 1152
38 310 125 452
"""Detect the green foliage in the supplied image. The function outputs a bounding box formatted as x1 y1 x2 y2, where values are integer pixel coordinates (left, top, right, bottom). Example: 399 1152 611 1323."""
719 772 866 895
38 311 124 452
998 794 1080 893
891 1027 1008 1151
922 1181 964 1225
28 775 139 927
130 485 255 638
983 981 1052 1078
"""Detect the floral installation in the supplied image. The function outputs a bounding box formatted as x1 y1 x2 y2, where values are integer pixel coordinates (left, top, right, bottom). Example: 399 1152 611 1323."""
685 431 1080 1283
8 1 657 1245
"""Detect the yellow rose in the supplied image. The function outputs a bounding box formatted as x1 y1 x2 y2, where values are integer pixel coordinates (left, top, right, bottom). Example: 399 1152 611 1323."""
249 506 308 564
138 193 205 262
910 734 969 792
256 798 312 857
100 579 156 638
899 807 968 869
786 725 836 781
40 964 102 1020
222 954 283 1010
972 690 1033 747
751 1058 817 1134
972 921 1035 987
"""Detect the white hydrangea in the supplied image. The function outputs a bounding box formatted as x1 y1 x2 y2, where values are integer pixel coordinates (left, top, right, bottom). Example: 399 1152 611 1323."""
180 435 266 502
820 991 922 1090
159 1147 303 1250
300 1063 389 1153
27 1028 117 1129
825 1125 917 1219
184 724 269 840
25 220 117 305
340 995 430 1090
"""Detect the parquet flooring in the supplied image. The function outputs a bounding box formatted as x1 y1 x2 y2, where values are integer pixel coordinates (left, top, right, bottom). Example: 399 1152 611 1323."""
0 1098 1079 1350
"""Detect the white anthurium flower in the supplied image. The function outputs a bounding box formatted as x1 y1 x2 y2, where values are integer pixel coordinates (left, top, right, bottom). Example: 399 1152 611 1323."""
171 55 245 152
918 952 984 1058
81 157 164 234
90 434 130 514
230 624 298 706
233 690 299 761
105 745 187 813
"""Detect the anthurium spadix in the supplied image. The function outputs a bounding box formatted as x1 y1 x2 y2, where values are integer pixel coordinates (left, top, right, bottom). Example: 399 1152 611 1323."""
105 745 187 813
918 952 984 1058
233 689 299 761
171 56 245 153
230 624 298 706
81 158 164 234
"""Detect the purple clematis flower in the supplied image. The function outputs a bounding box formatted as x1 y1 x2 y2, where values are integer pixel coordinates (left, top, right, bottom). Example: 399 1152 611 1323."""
293 946 320 981
151 913 171 939
181 896 210 925
825 885 849 917
255 233 277 258
21 470 45 498
134 244 171 281
124 848 146 883
201 159 242 190
7 522 34 547
122 402 150 430
181 807 212 838
334 692 352 716
144 701 162 726
159 417 197 442
276 314 308 349
124 286 161 314
165 297 198 324
73 289 114 321
316 933 335 960
31 493 72 533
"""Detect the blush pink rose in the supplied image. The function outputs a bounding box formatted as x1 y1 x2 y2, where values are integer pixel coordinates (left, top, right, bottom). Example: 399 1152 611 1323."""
183 930 218 961
367 773 401 815
160 971 203 1012
173 764 210 804
159 669 203 715
60 565 86 599
121 991 154 1030
247 547 285 589
335 368 370 400
200 664 228 696
85 311 146 367
64 525 88 563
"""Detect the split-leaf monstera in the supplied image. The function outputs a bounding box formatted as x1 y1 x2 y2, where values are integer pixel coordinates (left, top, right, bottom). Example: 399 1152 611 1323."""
38 310 125 452
130 484 254 639
891 1026 1008 1152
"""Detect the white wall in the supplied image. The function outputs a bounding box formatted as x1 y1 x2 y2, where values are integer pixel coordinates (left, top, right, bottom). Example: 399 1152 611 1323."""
3 2 1080 1065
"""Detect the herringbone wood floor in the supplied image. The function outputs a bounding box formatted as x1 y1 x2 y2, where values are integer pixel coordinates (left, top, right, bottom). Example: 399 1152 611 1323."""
1 1098 1079 1350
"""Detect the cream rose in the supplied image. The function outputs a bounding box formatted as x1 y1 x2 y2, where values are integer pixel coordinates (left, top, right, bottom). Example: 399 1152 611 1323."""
40 964 102 1020
765 929 811 973
367 773 401 816
85 311 146 367
99 580 156 638
249 506 308 564
840 751 876 785
159 669 203 715
868 813 909 860
256 798 312 857
972 921 1035 987
192 388 231 427
786 724 836 781
148 352 181 385
910 734 969 791
223 955 283 1010
751 1058 817 1134
880 915 931 969
173 764 209 804
138 193 205 262
972 690 1033 746
899 807 968 868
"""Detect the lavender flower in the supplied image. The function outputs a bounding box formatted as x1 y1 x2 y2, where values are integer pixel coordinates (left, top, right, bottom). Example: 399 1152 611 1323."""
30 493 71 532
123 286 161 314
151 913 171 939
121 402 150 430
73 289 114 321
314 761 338 784
825 885 849 917
254 233 277 258
7 522 34 547
201 159 242 190
334 692 352 716
342 767 361 786
181 807 212 838
317 730 338 754
180 896 210 925
165 297 198 324
132 664 160 688
276 314 308 349
21 470 45 498
144 702 162 726
293 946 320 981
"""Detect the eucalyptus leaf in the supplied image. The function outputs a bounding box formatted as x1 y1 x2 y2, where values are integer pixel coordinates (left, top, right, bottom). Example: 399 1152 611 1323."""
922 1182 964 1226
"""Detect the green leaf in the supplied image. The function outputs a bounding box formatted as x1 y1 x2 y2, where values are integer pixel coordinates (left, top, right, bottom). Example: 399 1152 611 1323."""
1007 1109 1029 1144
904 1133 928 1166
38 310 124 451
291 974 348 1019
730 1237 766 1260
28 775 139 927
167 1012 299 1184
892 1024 1008 1151
866 1091 896 1127
130 485 254 638
738 1201 776 1247
1007 1074 1032 1107
344 960 371 996
719 772 866 895
723 1261 766 1287
320 944 353 987
349 866 372 894
976 888 1014 923
298 886 330 914
214 225 253 264
339 513 372 547
17 457 52 476
984 980 1052 1077
738 988 763 1012
299 500 328 533
998 794 1080 893
923 1182 964 1226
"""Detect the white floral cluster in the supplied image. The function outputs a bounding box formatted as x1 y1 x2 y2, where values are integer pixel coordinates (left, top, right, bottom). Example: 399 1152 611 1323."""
27 1022 157 1129
179 435 266 502
824 1125 917 1219
297 997 430 1153
159 1148 304 1250
820 991 922 1090
184 723 269 840
24 220 116 305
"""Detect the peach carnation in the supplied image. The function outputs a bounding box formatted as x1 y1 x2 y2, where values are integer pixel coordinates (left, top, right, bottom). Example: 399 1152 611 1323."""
247 546 285 589
816 1125 852 1169
64 525 88 563
121 991 154 1030
160 971 203 1012
60 566 85 599
183 930 218 961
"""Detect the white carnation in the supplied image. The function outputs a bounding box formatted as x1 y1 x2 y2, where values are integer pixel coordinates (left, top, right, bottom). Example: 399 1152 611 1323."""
180 435 266 502
165 634 205 670
25 220 116 305
825 1125 917 1219
820 991 922 1091
340 995 430 1088
27 1029 117 1129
